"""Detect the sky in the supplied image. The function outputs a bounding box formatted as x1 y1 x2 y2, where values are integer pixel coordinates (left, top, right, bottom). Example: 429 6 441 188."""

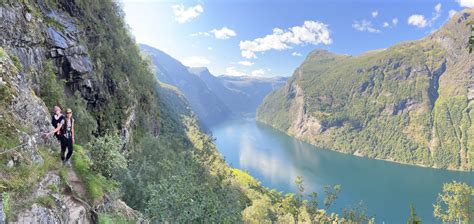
121 0 473 77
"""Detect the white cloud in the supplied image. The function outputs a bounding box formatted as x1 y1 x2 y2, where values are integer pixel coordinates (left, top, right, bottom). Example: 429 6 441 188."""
383 22 390 28
392 18 399 26
238 61 254 66
431 3 442 22
291 52 302 56
435 3 442 13
457 0 474 8
239 20 331 59
225 67 247 76
171 4 203 24
449 10 458 18
408 15 428 28
210 27 237 39
251 69 265 76
408 3 444 29
190 31 210 37
181 56 210 67
352 20 380 33
207 47 213 50
372 10 378 18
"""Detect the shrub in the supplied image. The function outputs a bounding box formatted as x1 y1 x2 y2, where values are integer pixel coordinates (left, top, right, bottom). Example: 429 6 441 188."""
66 91 97 145
87 134 127 179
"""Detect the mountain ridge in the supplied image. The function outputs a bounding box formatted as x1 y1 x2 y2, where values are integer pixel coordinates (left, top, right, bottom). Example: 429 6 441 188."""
257 8 474 171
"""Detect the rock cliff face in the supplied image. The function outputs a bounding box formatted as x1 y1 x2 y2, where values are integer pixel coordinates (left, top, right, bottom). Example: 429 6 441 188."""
257 9 474 171
1 1 152 222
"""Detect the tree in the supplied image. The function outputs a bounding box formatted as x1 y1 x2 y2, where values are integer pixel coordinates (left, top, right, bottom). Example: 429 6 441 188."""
87 133 127 179
324 185 342 209
407 204 422 224
433 181 474 223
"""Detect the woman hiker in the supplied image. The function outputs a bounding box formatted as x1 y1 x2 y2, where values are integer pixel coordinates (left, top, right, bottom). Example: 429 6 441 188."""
51 105 64 141
46 108 75 166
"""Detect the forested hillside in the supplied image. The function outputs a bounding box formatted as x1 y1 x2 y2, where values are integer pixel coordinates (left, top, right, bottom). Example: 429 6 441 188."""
0 0 366 222
258 9 474 171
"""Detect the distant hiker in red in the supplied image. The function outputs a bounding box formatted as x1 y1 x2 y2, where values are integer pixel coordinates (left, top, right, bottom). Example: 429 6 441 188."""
45 107 75 166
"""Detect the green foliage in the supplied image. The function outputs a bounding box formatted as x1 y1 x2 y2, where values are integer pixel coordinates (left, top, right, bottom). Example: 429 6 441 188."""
2 192 11 222
72 0 159 135
97 213 133 224
433 181 474 223
324 184 342 209
407 204 422 224
66 91 97 145
36 195 55 208
39 60 65 110
257 33 473 170
10 54 22 70
72 144 115 202
87 134 126 179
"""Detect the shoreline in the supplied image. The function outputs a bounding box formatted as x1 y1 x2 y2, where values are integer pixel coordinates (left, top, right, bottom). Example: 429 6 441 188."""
255 119 473 173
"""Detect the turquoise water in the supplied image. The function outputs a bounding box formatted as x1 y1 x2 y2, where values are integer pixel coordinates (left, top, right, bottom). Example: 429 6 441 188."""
210 117 474 223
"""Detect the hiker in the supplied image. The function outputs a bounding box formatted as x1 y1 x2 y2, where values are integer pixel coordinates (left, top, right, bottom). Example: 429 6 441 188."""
46 108 75 165
50 105 64 141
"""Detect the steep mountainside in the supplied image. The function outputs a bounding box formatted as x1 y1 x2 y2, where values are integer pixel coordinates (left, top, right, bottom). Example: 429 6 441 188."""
139 44 231 127
188 67 287 115
0 1 357 223
257 9 474 171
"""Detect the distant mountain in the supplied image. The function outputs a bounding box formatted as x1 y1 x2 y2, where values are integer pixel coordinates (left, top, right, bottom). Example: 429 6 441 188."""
140 44 231 127
257 9 474 171
188 67 287 115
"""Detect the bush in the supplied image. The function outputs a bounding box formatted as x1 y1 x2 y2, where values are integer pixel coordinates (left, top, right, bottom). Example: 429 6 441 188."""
66 91 97 145
87 134 127 179
2 192 10 222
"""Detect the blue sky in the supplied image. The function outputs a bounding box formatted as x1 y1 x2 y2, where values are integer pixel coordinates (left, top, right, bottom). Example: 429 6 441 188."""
121 0 472 77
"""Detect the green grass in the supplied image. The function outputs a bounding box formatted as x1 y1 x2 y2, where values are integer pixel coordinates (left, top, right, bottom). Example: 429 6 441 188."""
71 144 115 203
36 195 55 208
97 213 134 224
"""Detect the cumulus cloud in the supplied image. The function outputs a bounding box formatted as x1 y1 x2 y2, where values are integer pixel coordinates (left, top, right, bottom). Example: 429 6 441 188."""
372 10 378 18
383 22 390 28
238 61 254 66
291 52 302 56
210 27 237 39
251 69 265 76
352 20 380 33
181 56 210 67
408 15 428 28
171 4 203 23
408 3 444 28
457 0 474 8
239 21 331 59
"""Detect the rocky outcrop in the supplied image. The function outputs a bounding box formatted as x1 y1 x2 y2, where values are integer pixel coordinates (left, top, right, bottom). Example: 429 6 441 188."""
287 84 322 141
12 172 90 224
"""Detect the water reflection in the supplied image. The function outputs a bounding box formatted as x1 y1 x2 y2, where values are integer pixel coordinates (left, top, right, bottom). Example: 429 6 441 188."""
211 117 474 223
